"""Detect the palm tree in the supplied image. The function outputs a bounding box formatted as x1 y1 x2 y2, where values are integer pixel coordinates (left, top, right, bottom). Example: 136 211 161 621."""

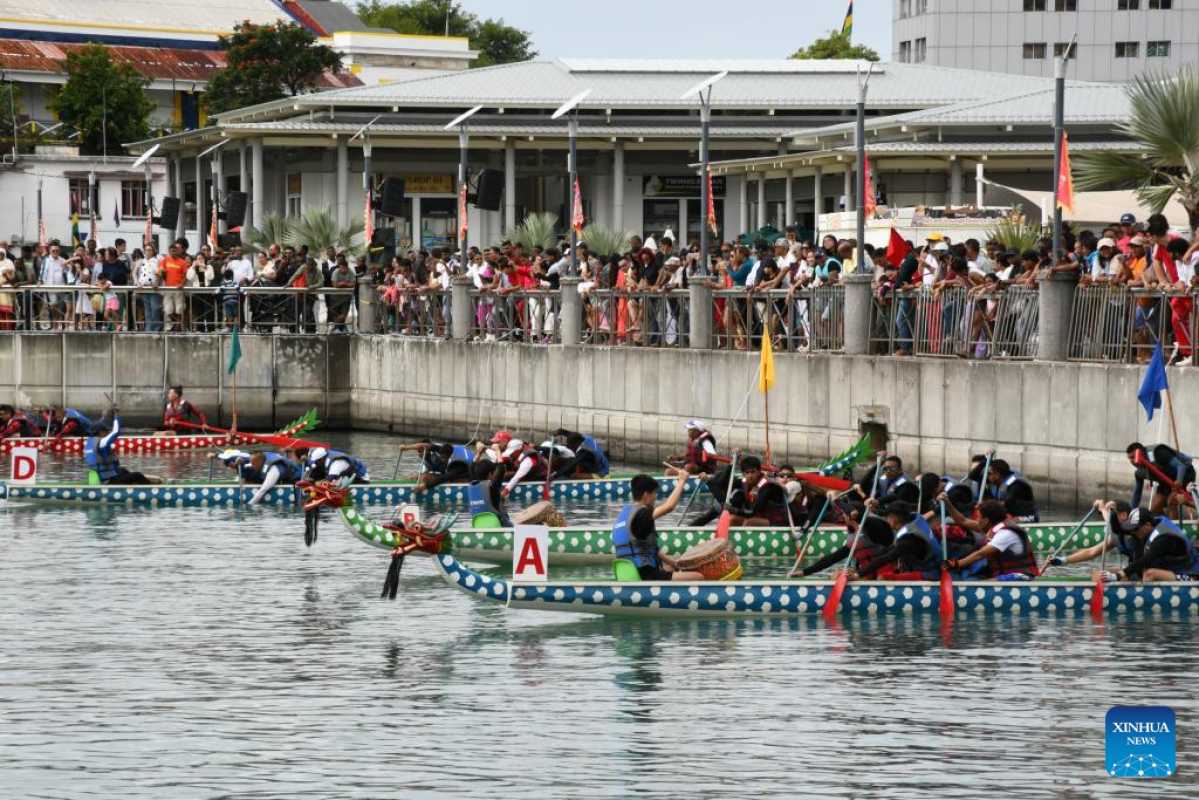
283 208 365 256
506 212 558 251
580 223 635 258
986 209 1047 252
240 214 294 255
1074 67 1199 229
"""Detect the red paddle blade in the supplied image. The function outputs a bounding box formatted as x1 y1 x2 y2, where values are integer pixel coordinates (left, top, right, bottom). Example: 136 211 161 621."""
715 510 731 540
794 472 852 492
1091 576 1105 621
823 570 848 621
542 482 550 501
939 569 955 619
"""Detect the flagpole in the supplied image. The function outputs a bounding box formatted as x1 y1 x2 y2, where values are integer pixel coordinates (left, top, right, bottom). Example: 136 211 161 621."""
1165 384 1181 452
763 305 772 465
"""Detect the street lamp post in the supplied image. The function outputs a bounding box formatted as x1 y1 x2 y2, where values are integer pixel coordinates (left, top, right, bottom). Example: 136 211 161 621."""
552 89 592 276
681 71 727 275
855 63 874 274
445 105 483 267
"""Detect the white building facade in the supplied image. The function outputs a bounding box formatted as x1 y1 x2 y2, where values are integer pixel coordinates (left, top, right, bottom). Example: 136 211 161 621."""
892 0 1199 81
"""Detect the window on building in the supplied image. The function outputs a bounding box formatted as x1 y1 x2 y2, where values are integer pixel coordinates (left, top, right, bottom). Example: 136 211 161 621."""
914 37 926 62
1147 40 1171 57
67 178 96 217
900 0 911 18
916 0 928 14
120 180 147 218
899 40 912 62
1024 0 1046 10
1149 0 1171 8
1115 41 1139 58
1054 41 1077 58
1023 42 1048 59
1117 0 1139 9
1054 0 1076 9
286 173 302 217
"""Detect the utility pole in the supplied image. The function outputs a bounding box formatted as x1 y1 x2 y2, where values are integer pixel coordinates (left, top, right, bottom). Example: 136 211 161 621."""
855 63 874 274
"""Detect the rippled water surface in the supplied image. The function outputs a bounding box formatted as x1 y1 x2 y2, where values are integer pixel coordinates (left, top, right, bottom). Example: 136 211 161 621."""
2 433 1195 798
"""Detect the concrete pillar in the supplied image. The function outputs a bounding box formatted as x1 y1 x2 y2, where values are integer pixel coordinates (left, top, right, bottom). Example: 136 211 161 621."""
238 141 247 198
173 157 184 240
612 141 625 232
737 174 748 236
1037 272 1075 362
195 154 205 247
784 169 794 231
214 152 225 235
559 276 581 345
949 159 963 207
251 138 264 229
844 273 873 355
812 166 823 241
843 166 853 212
756 174 766 230
975 161 985 208
504 140 517 233
689 280 713 350
451 276 473 340
356 273 377 334
336 137 349 229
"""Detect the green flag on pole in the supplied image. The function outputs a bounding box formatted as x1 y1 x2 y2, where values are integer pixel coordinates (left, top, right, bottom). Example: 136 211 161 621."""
227 325 242 375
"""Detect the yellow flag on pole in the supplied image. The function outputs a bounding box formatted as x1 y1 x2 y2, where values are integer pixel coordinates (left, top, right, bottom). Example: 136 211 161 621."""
758 332 775 394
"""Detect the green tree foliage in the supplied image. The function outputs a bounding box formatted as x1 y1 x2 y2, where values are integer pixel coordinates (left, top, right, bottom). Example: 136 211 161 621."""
358 1 536 67
50 44 153 156
791 31 879 61
206 21 343 114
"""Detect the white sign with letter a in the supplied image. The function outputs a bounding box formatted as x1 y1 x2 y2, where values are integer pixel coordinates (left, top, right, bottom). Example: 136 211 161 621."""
9 446 38 485
512 524 549 582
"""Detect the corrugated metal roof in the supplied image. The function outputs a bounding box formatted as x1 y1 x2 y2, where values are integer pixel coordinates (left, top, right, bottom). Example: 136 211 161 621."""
289 0 375 35
0 38 362 87
223 120 794 138
0 0 283 32
272 59 1057 112
558 58 879 74
798 83 1130 139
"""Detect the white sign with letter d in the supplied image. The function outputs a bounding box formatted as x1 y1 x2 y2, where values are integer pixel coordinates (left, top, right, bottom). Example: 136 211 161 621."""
512 524 549 582
9 446 38 485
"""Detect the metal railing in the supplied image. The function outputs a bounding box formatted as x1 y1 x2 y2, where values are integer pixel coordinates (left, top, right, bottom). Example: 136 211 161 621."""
1068 286 1193 364
584 289 689 347
0 285 356 334
714 286 845 352
379 287 450 338
470 289 559 343
870 285 1039 360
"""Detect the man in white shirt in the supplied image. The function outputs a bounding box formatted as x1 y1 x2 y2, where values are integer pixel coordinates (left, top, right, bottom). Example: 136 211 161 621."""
138 242 163 332
226 246 254 286
40 243 69 328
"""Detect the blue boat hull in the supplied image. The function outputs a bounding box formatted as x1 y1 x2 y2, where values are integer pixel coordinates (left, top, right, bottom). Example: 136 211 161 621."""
434 554 1199 618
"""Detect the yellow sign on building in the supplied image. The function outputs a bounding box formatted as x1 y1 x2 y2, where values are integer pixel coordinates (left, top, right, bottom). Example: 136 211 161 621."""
404 175 455 194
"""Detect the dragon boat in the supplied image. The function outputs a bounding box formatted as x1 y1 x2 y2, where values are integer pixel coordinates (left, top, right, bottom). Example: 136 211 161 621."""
0 432 260 456
0 473 704 508
433 553 1199 618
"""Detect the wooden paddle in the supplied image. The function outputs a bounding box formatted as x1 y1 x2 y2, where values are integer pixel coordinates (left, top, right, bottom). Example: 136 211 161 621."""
938 500 954 621
1038 506 1098 574
787 496 830 578
542 439 553 501
715 450 740 541
1092 508 1110 621
824 454 883 622
977 449 994 504
170 419 329 451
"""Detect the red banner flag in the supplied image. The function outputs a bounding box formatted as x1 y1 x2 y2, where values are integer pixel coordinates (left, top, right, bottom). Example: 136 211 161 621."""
885 227 911 268
863 154 877 218
89 212 98 247
706 169 718 235
144 210 153 247
209 204 218 249
363 185 374 249
38 216 47 248
571 177 585 234
458 181 469 240
1056 131 1074 214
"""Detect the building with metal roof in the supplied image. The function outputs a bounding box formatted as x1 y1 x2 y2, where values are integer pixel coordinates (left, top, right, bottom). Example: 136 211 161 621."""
125 56 1119 252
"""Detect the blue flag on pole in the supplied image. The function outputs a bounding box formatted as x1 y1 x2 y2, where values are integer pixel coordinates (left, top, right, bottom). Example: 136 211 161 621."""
1137 341 1168 421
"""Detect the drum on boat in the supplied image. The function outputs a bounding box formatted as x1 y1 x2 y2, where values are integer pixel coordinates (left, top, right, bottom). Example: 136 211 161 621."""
675 538 743 581
512 500 567 528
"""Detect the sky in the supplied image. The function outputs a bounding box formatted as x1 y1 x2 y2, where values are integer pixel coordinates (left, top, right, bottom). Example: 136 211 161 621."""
346 1 893 61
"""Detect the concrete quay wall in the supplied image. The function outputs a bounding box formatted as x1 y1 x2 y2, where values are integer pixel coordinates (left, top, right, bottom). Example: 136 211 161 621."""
350 335 1199 512
0 333 352 429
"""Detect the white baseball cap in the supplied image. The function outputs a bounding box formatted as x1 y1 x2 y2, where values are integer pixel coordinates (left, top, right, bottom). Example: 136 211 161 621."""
309 447 328 462
685 419 706 431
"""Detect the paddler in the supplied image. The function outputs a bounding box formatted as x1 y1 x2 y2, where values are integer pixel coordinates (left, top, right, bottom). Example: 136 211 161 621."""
302 446 371 486
728 455 790 527
84 416 160 485
860 455 919 512
943 499 1039 580
612 469 707 581
466 459 512 527
0 404 43 439
51 406 97 438
499 439 545 499
849 501 943 581
1092 506 1199 583
1047 500 1141 569
161 386 207 432
670 419 719 475
800 514 897 578
211 448 259 481
983 459 1040 522
398 439 478 490
549 428 611 479
1126 441 1195 514
246 450 303 507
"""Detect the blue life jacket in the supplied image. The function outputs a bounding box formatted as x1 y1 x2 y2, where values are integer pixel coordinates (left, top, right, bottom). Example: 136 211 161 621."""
1148 518 1199 575
466 480 511 526
581 435 610 477
879 473 909 496
238 461 266 484
895 515 943 579
84 434 120 482
450 444 474 466
612 504 658 569
63 408 95 436
326 449 369 480
262 452 302 484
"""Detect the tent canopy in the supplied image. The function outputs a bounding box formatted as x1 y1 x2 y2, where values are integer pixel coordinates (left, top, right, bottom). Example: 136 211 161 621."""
984 181 1192 229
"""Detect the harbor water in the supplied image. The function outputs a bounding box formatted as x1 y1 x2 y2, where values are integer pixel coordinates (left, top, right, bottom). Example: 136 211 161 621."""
1 433 1195 798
